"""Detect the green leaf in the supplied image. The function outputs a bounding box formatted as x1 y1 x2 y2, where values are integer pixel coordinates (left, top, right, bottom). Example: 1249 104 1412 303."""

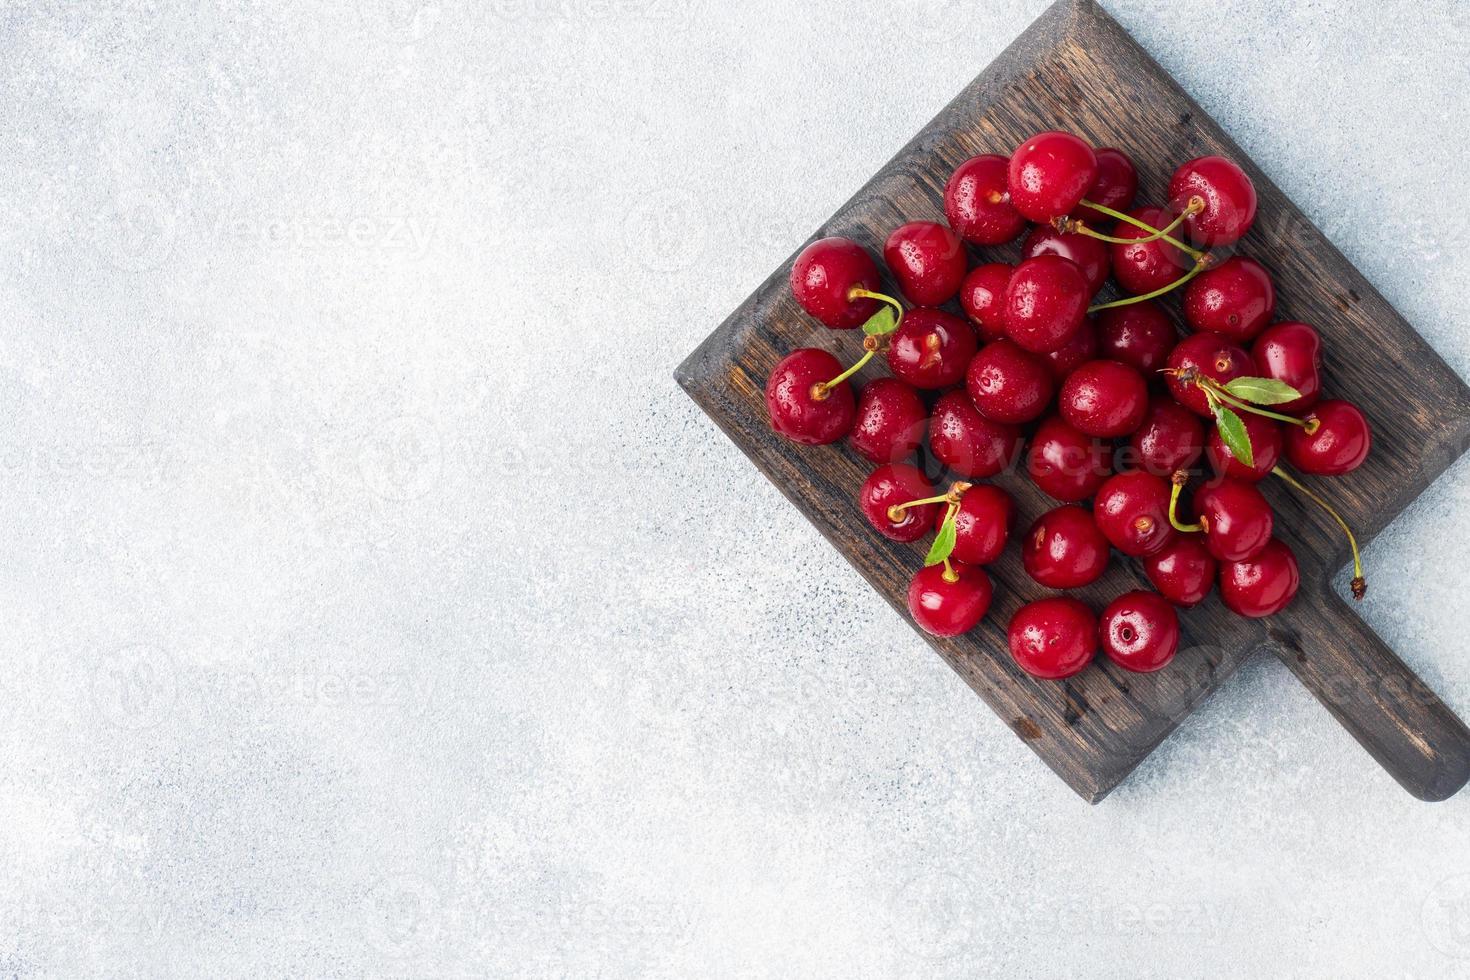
860 305 898 337
1223 376 1302 406
924 504 958 567
1213 404 1254 467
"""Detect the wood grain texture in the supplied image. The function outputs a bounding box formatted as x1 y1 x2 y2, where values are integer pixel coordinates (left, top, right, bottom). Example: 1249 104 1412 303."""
675 0 1470 802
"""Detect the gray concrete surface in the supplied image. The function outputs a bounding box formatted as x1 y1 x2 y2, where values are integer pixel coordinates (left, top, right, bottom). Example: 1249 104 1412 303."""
2 0 1470 975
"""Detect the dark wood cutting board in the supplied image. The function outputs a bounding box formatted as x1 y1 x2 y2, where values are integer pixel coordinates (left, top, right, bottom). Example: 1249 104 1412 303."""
675 0 1470 802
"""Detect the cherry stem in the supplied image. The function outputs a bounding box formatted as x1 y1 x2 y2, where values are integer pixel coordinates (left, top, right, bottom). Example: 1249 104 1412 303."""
886 482 971 523
1199 379 1321 433
1088 258 1209 314
1271 466 1366 600
812 336 882 400
848 286 905 327
1167 470 1204 534
942 557 958 583
1074 198 1204 259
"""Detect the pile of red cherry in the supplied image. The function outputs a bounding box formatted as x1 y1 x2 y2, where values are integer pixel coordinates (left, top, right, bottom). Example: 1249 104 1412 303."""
766 130 1373 680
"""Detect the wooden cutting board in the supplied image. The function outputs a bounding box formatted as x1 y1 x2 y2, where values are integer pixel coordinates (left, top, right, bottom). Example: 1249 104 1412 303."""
674 0 1470 802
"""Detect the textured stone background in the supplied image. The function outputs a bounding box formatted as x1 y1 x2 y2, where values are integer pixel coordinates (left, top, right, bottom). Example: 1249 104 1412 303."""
2 0 1470 975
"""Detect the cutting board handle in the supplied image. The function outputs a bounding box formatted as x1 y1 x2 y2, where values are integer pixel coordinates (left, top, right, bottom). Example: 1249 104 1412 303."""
1267 586 1470 800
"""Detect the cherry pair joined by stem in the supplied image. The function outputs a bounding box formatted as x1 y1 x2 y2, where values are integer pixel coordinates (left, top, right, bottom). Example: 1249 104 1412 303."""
1100 591 1180 672
1169 155 1258 247
790 237 891 328
765 347 855 444
859 464 940 541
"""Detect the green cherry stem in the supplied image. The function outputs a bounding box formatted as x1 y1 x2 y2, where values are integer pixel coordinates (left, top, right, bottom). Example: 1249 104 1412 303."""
848 286 905 325
812 335 881 400
941 556 958 583
1073 198 1204 259
886 482 970 524
1197 378 1321 433
1271 465 1366 600
1087 258 1209 314
1167 470 1204 534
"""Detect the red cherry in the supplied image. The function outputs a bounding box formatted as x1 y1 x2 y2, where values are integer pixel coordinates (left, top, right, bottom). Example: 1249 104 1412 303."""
908 561 993 637
945 484 1014 565
1283 400 1372 476
1027 415 1112 502
1094 471 1174 556
1165 332 1252 417
1170 156 1257 247
1109 206 1191 295
1008 597 1097 680
1219 537 1299 618
1182 256 1275 342
1129 396 1204 476
1074 147 1138 225
1002 255 1089 354
765 348 855 444
848 377 927 464
944 154 1027 245
1193 478 1273 562
959 263 1013 341
1023 505 1110 589
1095 301 1177 374
1143 534 1216 607
859 463 938 542
886 308 977 389
1042 316 1098 381
1022 225 1111 294
1059 359 1148 438
1206 411 1281 482
1099 590 1179 672
928 389 1022 479
884 221 967 306
966 339 1055 424
1007 131 1098 223
790 237 881 328
1251 321 1322 413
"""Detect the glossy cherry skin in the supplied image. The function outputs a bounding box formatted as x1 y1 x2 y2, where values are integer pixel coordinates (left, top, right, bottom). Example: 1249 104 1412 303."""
1251 321 1322 413
884 221 967 306
908 561 993 637
1042 316 1098 381
859 463 938 542
1008 131 1098 223
1206 412 1281 482
1170 156 1257 247
928 389 1022 479
945 484 1014 565
1002 254 1090 354
849 378 927 464
959 263 1013 341
1099 590 1180 672
1074 147 1138 225
1183 256 1275 342
1193 478 1273 562
765 348 855 444
1219 537 1299 618
1143 534 1216 607
1283 400 1372 475
966 339 1056 424
944 154 1027 245
1093 471 1174 557
1023 505 1110 589
1165 332 1252 417
887 308 977 389
790 237 881 328
1008 597 1097 680
1096 301 1177 374
1059 359 1148 438
1128 396 1204 476
1109 206 1191 295
1028 415 1112 502
1022 225 1111 295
